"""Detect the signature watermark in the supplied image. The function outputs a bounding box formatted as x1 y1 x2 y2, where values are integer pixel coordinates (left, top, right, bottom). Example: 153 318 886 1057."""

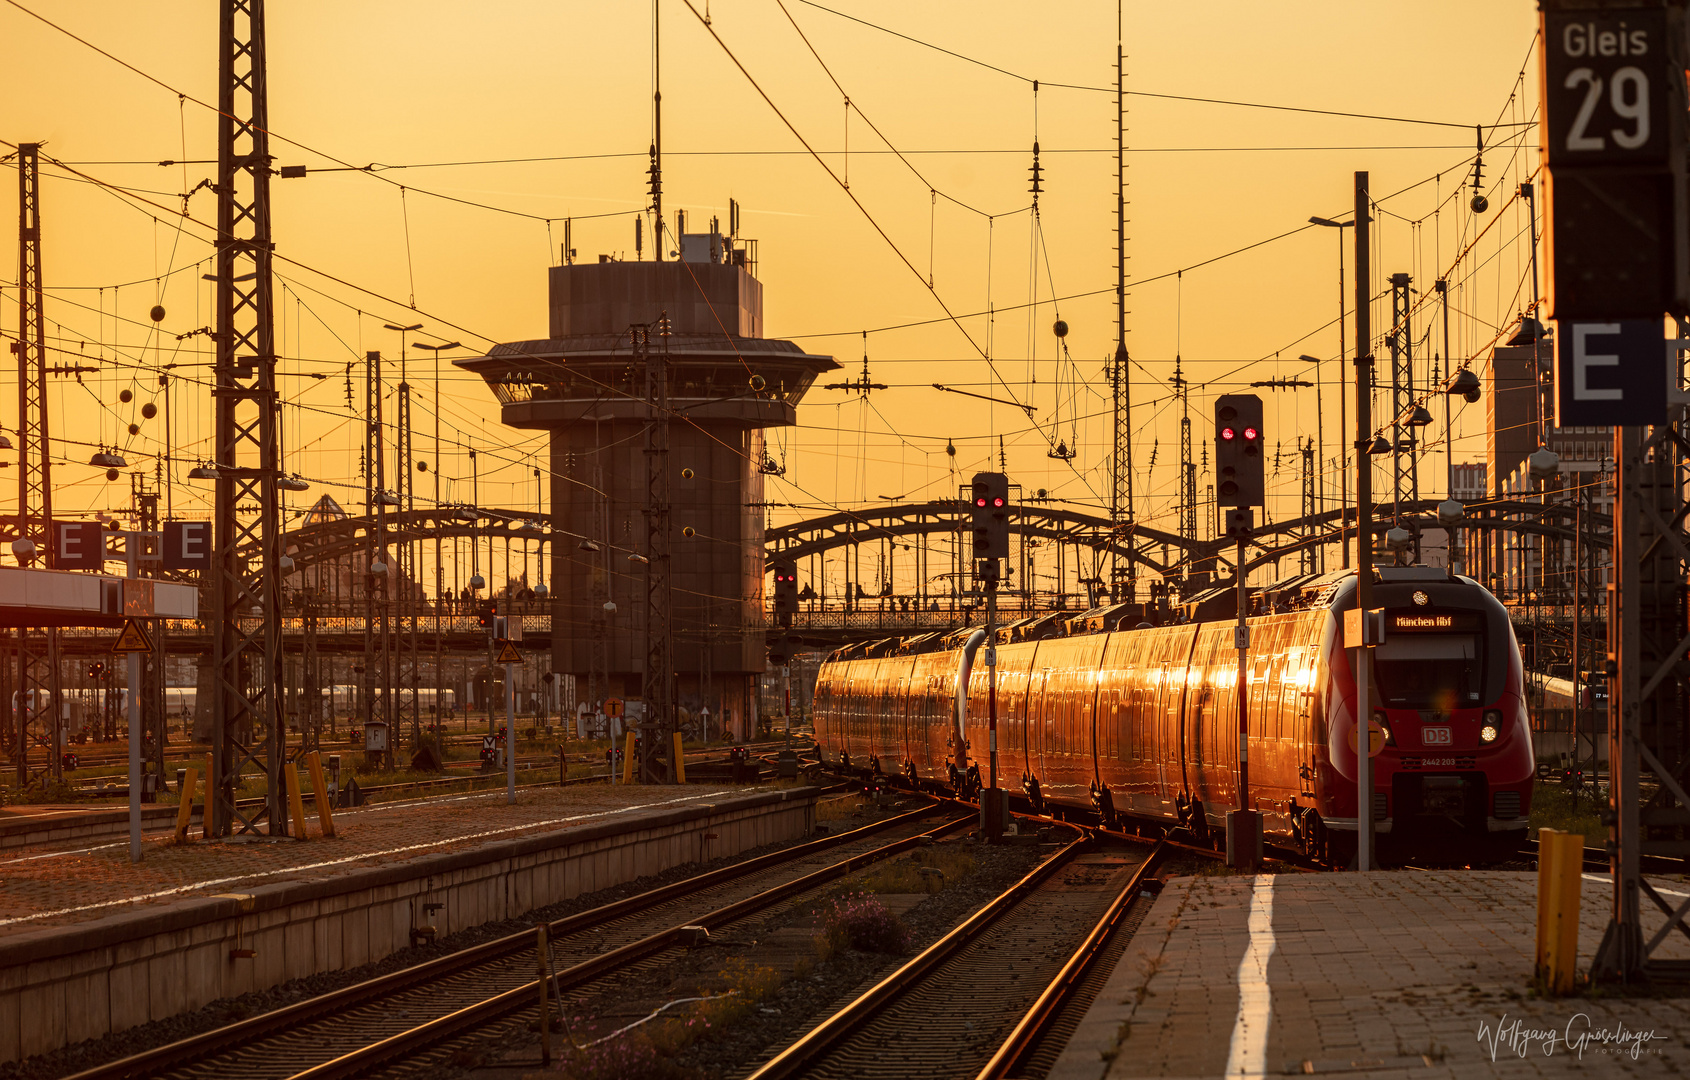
1477 1014 1671 1061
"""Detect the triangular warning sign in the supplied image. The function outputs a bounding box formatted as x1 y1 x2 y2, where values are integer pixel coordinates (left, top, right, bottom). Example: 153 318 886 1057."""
111 618 154 654
495 639 524 665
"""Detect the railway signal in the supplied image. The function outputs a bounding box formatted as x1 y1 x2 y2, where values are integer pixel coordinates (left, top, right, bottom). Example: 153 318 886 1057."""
969 472 1010 581
772 560 797 628
1214 395 1264 507
477 600 496 631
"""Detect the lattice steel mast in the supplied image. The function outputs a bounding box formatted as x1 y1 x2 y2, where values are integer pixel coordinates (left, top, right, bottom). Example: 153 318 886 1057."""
1388 272 1417 516
1111 0 1134 601
13 143 61 786
210 0 285 835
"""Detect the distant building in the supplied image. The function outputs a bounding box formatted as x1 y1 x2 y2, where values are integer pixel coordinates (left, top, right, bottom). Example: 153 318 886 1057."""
457 229 838 737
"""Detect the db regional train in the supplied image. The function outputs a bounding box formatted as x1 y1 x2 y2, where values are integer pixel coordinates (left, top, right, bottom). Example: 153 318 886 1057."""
813 566 1534 861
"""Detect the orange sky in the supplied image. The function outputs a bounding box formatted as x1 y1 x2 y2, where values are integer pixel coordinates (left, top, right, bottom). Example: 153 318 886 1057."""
0 1 1545 590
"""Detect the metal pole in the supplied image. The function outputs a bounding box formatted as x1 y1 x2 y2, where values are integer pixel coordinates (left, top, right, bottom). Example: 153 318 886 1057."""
1593 425 1644 979
1235 533 1248 804
126 541 142 863
506 660 516 804
1353 170 1375 872
987 581 998 795
1338 227 1349 569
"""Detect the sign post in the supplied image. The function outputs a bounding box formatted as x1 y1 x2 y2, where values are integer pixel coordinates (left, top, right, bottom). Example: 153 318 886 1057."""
113 616 157 862
505 657 515 804
496 638 523 804
1540 0 1690 981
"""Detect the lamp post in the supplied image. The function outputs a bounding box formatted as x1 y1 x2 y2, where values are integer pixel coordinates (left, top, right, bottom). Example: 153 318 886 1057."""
413 339 462 736
1309 216 1353 567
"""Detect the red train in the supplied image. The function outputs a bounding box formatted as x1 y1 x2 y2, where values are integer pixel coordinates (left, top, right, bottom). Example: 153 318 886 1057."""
813 566 1534 862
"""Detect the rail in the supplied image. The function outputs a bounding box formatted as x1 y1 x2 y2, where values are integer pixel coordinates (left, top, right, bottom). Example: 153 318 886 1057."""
64 799 972 1080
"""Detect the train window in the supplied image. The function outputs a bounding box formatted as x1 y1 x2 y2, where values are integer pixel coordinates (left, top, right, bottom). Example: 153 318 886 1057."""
1373 634 1482 710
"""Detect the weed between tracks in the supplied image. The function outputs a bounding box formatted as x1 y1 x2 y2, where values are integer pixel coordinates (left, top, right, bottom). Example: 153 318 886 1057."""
1528 781 1605 844
525 830 1048 1080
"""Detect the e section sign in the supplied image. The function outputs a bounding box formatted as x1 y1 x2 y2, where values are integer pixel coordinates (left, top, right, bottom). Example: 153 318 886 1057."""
162 521 213 570
53 521 105 570
1555 319 1669 426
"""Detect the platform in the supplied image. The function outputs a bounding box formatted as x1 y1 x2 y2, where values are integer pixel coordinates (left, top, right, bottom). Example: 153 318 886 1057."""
0 782 818 1062
0 782 786 930
1052 870 1690 1079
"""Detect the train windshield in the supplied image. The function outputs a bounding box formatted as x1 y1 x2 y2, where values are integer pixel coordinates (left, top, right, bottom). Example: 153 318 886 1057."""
1372 632 1482 711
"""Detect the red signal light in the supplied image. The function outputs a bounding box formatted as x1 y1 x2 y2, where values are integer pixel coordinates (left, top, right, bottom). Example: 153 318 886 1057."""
992 497 1005 507
1243 426 1259 441
975 497 987 506
1221 427 1236 441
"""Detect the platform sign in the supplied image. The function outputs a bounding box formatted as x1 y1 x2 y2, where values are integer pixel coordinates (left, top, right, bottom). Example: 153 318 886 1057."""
495 639 523 665
1541 4 1682 320
52 521 104 570
1554 320 1669 425
161 521 212 570
111 618 154 654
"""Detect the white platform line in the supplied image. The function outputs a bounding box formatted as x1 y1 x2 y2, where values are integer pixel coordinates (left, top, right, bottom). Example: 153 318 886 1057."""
0 790 727 928
1224 876 1276 1077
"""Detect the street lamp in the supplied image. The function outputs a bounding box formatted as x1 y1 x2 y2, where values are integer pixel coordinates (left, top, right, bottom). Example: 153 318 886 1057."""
413 339 462 605
1309 215 1353 567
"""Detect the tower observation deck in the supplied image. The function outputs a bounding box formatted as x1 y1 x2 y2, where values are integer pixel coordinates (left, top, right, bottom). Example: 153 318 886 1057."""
457 235 837 735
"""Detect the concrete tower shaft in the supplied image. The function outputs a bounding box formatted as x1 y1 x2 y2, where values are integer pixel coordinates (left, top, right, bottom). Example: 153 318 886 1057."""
457 244 837 735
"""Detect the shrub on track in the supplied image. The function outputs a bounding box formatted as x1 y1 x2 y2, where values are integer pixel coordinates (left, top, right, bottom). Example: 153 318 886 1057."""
814 891 910 960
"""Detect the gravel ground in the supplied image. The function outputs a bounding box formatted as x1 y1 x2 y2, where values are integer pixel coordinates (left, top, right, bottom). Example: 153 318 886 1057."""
441 818 1070 1080
0 800 872 1080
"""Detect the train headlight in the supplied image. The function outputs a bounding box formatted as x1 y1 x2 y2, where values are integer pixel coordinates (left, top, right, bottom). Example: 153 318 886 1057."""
1480 709 1502 744
1372 710 1395 746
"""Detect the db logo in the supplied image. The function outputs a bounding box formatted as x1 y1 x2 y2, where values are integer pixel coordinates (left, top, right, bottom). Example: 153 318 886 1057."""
1422 726 1453 747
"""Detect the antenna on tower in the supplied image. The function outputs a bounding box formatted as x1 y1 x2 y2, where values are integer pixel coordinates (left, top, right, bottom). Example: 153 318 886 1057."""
729 198 740 238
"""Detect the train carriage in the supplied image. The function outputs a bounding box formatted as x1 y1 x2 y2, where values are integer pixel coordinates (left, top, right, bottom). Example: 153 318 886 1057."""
813 566 1533 861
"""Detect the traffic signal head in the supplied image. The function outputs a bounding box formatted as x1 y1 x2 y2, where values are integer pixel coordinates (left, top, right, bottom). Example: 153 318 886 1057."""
969 472 1010 571
767 632 793 667
1214 394 1264 508
477 601 496 629
772 561 798 627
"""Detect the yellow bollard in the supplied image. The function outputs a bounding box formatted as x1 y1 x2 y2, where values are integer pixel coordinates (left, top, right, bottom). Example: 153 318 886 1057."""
623 730 637 784
284 760 309 841
1535 828 1584 994
305 750 336 838
672 731 687 784
173 762 200 844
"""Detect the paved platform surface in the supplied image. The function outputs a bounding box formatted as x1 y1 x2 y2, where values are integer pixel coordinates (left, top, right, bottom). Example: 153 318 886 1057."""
1052 870 1690 1079
0 782 763 932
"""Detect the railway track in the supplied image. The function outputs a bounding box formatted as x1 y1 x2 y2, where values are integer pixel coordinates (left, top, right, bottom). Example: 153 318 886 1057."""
63 798 969 1080
743 833 1166 1080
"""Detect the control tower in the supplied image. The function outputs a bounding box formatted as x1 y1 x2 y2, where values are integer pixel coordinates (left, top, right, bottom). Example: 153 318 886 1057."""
456 232 837 736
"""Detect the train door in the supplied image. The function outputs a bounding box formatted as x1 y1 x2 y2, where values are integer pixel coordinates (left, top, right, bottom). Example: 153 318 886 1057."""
1188 625 1233 820
1153 626 1197 812
1294 611 1329 805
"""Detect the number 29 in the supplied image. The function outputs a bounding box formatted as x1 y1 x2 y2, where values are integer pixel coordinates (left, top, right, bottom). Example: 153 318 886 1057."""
1565 65 1650 151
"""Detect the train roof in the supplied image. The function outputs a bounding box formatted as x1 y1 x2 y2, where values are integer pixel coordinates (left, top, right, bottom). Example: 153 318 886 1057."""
816 566 1490 664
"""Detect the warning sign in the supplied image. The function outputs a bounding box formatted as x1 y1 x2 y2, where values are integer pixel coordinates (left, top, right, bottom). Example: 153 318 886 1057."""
495 639 523 665
603 697 624 718
111 618 154 654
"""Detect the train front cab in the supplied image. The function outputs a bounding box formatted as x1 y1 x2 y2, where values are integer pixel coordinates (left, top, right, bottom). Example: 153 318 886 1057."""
1325 571 1534 858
